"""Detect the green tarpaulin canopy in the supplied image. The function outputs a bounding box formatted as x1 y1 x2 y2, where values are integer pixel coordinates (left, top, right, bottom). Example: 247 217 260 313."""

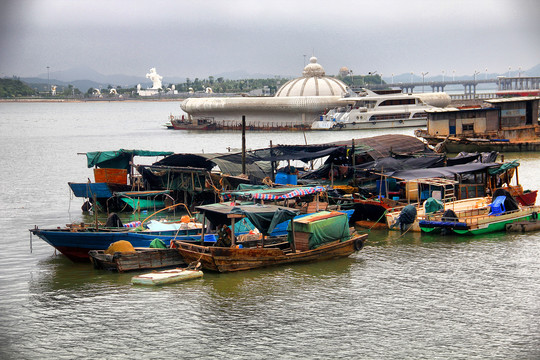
488 160 519 175
287 211 350 249
86 149 173 169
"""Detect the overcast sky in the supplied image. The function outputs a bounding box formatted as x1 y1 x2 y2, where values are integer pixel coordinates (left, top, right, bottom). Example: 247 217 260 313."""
1 0 539 80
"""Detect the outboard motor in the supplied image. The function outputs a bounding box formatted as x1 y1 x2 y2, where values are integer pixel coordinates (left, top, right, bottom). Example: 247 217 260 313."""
395 204 417 231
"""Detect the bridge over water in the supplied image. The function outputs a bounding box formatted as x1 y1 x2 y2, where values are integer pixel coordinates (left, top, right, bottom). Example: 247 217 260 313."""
354 76 540 99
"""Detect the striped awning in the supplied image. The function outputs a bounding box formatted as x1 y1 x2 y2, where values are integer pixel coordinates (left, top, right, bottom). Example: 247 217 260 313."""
252 186 326 200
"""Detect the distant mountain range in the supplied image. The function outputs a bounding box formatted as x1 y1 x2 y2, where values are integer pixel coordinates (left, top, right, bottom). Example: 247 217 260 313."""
18 64 540 92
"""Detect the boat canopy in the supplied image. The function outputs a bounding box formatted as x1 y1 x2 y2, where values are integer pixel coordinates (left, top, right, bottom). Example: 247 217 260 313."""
196 203 299 235
487 160 519 175
86 149 173 169
155 153 271 182
243 145 344 163
329 134 430 160
386 162 505 180
356 155 445 173
222 185 326 201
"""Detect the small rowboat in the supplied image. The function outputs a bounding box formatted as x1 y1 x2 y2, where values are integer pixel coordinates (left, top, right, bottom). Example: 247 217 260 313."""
131 267 203 286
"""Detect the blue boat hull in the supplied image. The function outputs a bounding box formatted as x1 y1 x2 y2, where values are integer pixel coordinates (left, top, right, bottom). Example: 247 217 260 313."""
30 228 215 262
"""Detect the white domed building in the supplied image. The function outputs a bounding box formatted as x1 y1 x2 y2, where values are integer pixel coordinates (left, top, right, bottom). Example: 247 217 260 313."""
180 57 354 127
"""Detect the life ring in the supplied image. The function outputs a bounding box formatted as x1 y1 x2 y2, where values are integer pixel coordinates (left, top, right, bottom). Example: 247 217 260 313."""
354 238 364 251
532 212 538 220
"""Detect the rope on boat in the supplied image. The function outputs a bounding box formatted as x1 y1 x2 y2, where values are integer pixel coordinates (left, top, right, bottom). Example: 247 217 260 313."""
357 209 389 234
140 202 193 228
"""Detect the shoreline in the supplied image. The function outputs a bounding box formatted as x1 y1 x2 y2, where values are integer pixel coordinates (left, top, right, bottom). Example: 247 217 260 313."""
0 98 183 103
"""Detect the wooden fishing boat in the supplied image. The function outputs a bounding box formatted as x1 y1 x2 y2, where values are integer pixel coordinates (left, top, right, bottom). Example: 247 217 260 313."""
89 248 185 272
174 206 367 272
131 268 203 285
175 234 366 272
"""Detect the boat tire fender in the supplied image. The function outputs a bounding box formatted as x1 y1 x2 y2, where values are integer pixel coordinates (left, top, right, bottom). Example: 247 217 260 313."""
354 238 364 251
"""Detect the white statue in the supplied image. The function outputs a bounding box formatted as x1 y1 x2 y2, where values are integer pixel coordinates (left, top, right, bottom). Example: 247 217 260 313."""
146 67 163 89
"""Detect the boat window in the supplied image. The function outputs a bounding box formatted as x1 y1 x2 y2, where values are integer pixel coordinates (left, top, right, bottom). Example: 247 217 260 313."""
370 113 411 121
356 100 376 109
379 99 416 106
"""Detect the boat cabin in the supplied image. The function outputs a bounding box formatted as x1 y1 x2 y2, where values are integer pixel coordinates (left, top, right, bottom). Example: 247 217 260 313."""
424 96 540 141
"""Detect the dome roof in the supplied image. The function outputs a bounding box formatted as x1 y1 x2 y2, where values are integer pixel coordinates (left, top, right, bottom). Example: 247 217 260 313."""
275 57 349 97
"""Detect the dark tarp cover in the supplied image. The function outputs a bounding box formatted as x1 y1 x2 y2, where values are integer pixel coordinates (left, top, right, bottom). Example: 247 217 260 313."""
447 151 499 166
155 153 271 183
492 188 519 212
230 205 299 235
154 154 216 170
356 156 445 173
242 145 345 163
328 134 430 160
196 203 299 235
387 162 501 180
86 149 173 169
286 211 350 249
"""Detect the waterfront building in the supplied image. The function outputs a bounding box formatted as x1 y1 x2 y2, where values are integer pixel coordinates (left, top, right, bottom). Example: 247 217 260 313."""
415 96 540 152
180 57 354 126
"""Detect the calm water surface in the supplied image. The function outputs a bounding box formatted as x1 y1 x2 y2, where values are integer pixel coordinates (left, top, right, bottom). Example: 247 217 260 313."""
1 101 539 359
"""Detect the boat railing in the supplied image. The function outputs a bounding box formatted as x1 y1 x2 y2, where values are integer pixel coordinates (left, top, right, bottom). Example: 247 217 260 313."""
422 206 533 227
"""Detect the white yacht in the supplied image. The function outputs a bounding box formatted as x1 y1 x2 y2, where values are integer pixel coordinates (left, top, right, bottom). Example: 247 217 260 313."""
311 89 451 130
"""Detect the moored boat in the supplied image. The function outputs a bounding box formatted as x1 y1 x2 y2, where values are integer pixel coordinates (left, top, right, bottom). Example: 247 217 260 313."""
175 205 367 272
418 190 540 235
89 247 185 272
311 89 450 130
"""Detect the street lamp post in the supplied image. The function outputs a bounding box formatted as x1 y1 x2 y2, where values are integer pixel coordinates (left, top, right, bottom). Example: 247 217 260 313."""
421 72 428 93
473 71 480 98
452 70 455 82
391 73 394 84
410 72 414 83
442 70 445 82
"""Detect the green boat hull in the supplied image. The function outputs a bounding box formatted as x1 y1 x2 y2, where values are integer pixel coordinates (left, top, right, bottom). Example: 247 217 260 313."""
447 214 533 235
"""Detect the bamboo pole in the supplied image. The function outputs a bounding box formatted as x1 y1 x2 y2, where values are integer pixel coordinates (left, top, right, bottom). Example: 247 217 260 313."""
93 194 98 230
242 115 246 175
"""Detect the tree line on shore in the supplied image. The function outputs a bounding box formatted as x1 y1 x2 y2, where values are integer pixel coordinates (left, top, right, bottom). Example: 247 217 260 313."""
1 74 383 99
